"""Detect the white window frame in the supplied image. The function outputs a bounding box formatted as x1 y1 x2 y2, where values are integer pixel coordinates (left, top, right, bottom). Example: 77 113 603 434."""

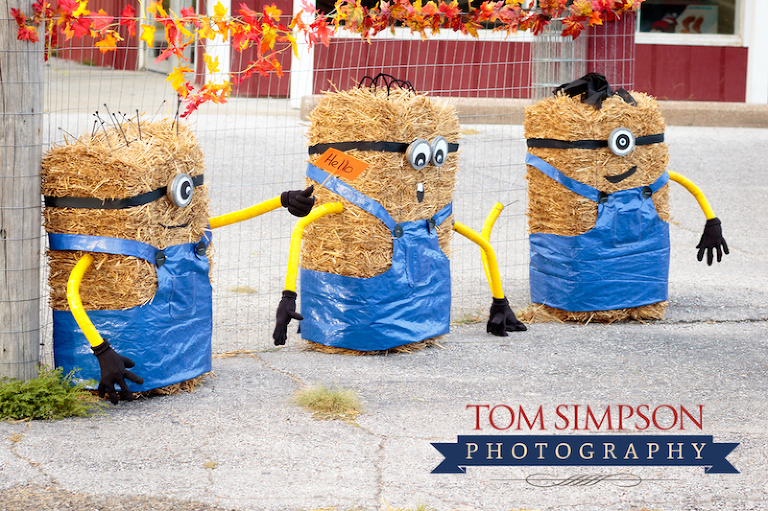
635 0 743 47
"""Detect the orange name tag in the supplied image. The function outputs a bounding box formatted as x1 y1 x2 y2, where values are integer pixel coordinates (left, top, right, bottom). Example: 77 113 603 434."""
315 148 369 181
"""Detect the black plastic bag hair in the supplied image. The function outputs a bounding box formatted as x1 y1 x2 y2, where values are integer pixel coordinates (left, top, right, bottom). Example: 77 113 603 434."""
554 72 636 109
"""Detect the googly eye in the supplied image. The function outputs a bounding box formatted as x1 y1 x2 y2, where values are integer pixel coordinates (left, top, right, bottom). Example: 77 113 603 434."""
608 127 635 156
169 173 194 208
430 136 449 167
406 139 432 170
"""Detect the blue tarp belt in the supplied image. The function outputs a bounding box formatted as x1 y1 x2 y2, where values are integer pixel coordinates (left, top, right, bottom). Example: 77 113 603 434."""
48 229 212 265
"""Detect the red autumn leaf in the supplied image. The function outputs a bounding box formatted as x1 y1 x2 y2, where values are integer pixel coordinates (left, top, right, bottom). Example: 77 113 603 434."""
180 5 196 18
238 3 259 25
310 17 333 47
32 0 50 17
10 7 26 24
120 4 135 18
18 23 40 43
561 17 585 39
538 0 566 13
525 13 550 35
91 9 114 33
68 16 92 38
58 0 77 15
119 5 137 36
438 0 460 19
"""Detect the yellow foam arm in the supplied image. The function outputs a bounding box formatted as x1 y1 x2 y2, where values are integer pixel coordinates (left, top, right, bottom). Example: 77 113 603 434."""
284 202 344 292
453 221 505 299
209 196 283 229
668 171 716 220
66 253 106 349
480 202 505 285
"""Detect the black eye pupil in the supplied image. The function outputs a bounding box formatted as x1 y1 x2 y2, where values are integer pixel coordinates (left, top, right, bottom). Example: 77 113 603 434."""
434 152 444 164
181 182 191 199
417 154 427 166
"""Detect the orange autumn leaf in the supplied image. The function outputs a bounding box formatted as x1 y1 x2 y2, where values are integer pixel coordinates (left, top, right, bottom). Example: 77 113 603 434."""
263 4 282 20
94 31 118 52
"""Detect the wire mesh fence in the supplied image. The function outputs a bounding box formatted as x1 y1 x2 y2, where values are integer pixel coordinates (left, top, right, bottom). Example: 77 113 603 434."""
1 5 636 370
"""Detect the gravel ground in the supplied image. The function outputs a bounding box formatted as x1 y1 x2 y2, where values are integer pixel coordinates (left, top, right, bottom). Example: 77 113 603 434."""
0 484 236 511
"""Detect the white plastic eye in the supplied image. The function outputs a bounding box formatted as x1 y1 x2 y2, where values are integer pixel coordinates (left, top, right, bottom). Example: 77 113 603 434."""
169 173 194 208
431 136 449 167
406 139 432 170
608 127 635 156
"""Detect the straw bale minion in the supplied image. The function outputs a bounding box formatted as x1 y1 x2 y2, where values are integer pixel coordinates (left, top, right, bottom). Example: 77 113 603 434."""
43 118 314 403
524 73 728 322
272 75 526 352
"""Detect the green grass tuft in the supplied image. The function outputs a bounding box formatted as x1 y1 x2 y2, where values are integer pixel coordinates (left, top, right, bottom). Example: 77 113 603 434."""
292 384 363 421
0 366 105 421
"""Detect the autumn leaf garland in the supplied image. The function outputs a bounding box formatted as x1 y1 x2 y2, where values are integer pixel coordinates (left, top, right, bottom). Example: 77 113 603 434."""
13 0 643 117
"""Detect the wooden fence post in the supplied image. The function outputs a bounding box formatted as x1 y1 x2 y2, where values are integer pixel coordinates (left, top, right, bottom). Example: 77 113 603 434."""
0 0 44 380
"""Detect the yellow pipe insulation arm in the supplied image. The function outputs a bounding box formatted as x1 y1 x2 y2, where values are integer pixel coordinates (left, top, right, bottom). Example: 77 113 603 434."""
284 202 344 292
66 253 106 349
208 195 284 229
453 220 505 300
480 202 505 286
667 171 717 220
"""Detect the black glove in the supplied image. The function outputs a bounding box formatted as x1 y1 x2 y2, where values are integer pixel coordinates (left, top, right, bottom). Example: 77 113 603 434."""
487 297 527 336
696 217 729 265
273 290 303 345
91 340 144 405
281 185 315 217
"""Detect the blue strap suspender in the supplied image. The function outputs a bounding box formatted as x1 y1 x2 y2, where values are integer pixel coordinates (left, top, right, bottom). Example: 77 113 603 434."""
307 163 452 233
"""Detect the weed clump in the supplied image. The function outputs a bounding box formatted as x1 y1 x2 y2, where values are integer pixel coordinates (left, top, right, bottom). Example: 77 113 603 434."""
0 366 105 420
292 384 363 421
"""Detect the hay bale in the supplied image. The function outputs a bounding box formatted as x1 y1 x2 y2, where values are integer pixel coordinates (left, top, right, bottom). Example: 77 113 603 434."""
42 120 210 310
303 87 460 277
524 90 670 322
300 86 460 351
43 118 212 393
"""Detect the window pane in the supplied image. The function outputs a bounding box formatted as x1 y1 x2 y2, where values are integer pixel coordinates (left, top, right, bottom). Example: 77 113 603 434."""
638 0 737 35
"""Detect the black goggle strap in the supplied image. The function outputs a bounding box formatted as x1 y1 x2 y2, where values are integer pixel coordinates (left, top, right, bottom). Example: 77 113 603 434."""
526 133 664 150
44 174 205 209
308 141 459 155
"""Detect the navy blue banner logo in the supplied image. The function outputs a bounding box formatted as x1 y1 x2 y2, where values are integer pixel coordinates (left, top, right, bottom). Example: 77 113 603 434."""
431 435 738 474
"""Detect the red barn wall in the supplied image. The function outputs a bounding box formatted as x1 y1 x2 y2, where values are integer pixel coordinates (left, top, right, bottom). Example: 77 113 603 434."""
635 44 748 101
